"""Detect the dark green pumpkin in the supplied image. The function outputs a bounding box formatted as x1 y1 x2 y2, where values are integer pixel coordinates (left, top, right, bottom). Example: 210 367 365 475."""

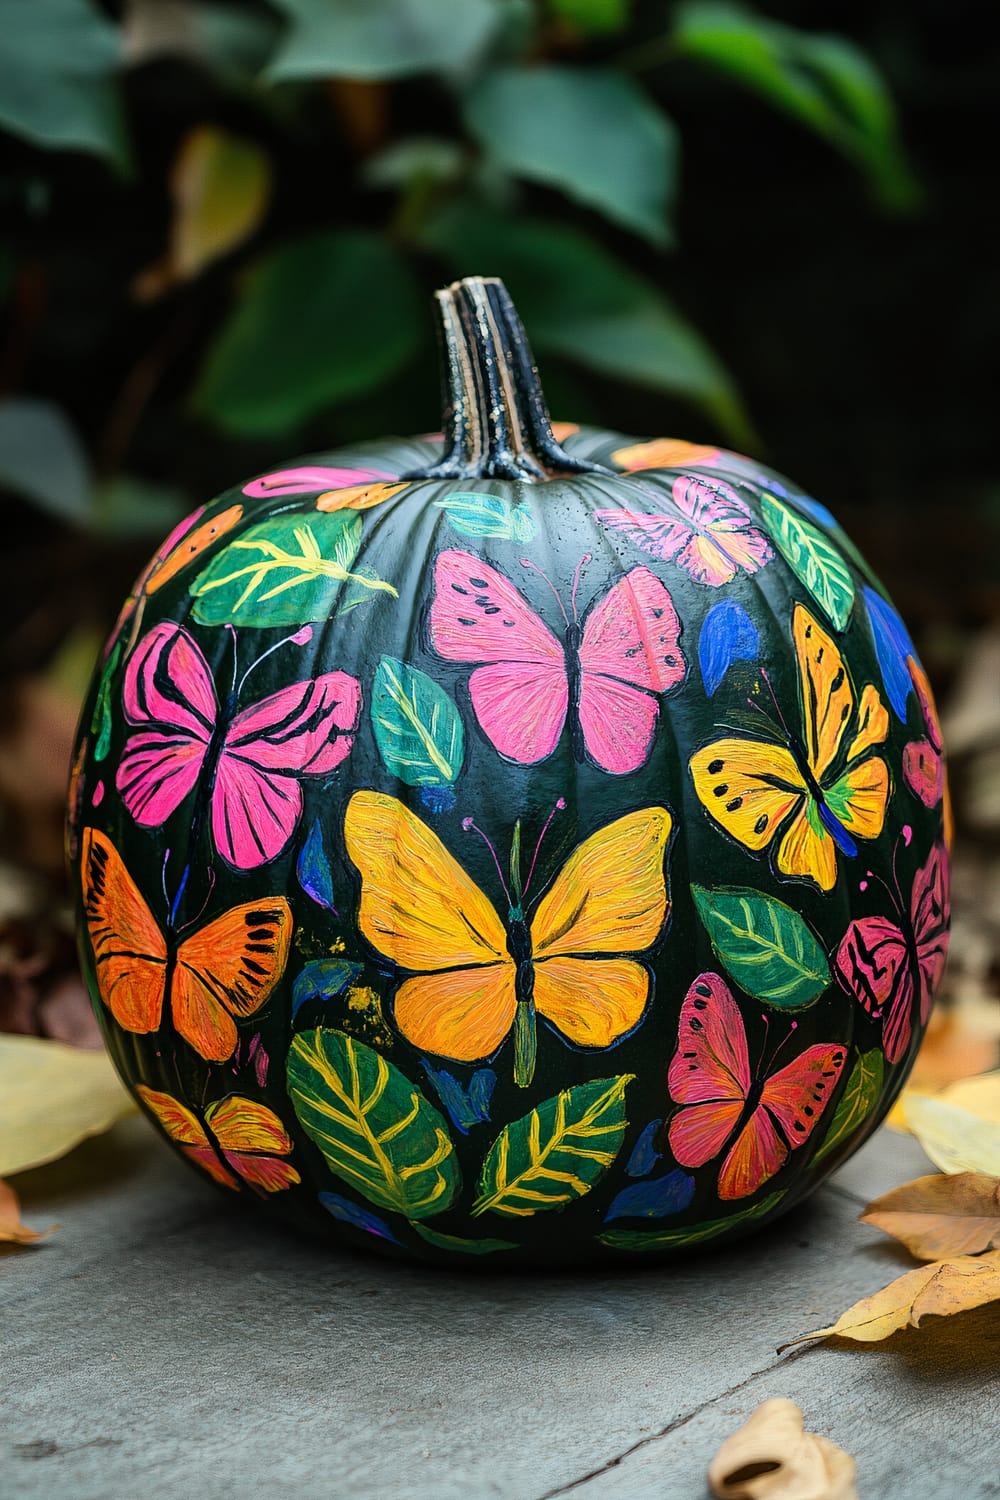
68 277 950 1265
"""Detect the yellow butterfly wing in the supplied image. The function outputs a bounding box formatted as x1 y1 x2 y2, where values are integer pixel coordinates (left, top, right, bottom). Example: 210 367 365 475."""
775 804 839 890
793 604 854 780
529 808 671 1046
690 738 806 852
344 791 515 1059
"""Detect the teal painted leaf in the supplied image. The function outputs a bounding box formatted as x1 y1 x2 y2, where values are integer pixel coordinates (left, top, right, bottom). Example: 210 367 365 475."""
761 493 855 631
193 231 421 435
371 657 464 789
0 0 129 169
432 492 535 542
90 640 121 762
597 1191 785 1251
412 1225 518 1255
287 1029 459 1221
473 1075 634 1219
691 884 831 1009
463 67 677 247
813 1049 884 1166
191 511 397 626
267 0 499 82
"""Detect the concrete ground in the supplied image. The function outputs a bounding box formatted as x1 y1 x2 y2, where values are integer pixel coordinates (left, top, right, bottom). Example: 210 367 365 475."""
2 1119 998 1500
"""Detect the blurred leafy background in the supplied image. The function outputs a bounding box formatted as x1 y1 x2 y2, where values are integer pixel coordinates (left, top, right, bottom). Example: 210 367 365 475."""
0 0 997 1043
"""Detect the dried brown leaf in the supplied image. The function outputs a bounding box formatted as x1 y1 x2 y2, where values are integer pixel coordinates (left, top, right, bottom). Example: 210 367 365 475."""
0 1177 55 1249
707 1399 857 1499
781 1249 1000 1348
862 1172 1000 1259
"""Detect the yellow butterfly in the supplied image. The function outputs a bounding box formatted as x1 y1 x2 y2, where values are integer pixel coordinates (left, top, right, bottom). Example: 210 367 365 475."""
343 791 672 1086
690 603 890 891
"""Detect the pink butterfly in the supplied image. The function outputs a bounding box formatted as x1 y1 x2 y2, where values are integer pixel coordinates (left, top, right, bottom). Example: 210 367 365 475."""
835 841 950 1064
429 551 684 775
668 972 846 1200
596 475 773 586
115 622 360 869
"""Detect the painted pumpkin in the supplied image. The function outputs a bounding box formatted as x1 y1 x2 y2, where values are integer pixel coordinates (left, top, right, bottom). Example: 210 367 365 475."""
68 276 950 1264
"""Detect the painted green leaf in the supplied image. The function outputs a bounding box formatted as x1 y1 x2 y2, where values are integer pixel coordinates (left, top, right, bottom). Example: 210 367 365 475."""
287 1028 460 1221
90 640 121 763
412 1225 517 1255
473 1075 634 1219
597 1191 784 1251
432 492 535 542
191 511 397 626
463 67 677 247
761 493 855 631
691 884 831 1010
371 657 464 789
813 1049 884 1166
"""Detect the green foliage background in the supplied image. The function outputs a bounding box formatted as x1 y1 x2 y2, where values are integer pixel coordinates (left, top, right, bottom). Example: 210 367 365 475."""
0 0 996 677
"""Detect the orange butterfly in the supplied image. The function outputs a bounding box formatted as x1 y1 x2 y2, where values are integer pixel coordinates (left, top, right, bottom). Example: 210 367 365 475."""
80 828 292 1062
138 1087 300 1192
344 791 671 1086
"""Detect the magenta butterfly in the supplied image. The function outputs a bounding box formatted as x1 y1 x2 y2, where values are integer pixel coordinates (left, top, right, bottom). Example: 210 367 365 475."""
667 973 845 1200
596 475 773 586
835 840 950 1064
429 550 684 775
115 622 360 869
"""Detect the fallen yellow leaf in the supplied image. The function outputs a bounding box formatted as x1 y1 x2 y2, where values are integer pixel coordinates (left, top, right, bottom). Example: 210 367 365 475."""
0 1177 55 1249
887 1011 1000 1132
0 1034 135 1178
862 1172 1000 1259
707 1398 857 1499
940 1069 1000 1121
904 1094 1000 1176
781 1249 1000 1347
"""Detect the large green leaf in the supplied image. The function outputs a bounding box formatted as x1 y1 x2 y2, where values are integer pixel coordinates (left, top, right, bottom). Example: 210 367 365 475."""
412 1225 517 1255
761 493 855 631
597 1191 784 1251
191 511 397 627
691 884 830 1010
0 0 128 168
813 1049 884 1167
473 1075 633 1219
287 1028 460 1220
371 657 464 789
193 231 421 435
267 0 499 81
463 67 676 246
0 399 91 522
673 2 919 211
418 205 752 445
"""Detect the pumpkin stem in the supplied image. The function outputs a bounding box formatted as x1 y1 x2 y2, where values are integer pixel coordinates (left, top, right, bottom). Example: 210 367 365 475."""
401 276 613 482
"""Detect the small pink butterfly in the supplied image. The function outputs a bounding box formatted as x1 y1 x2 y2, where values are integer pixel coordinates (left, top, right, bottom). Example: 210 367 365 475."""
429 551 684 775
115 622 360 869
835 841 950 1064
668 972 846 1200
903 658 947 807
596 475 773 586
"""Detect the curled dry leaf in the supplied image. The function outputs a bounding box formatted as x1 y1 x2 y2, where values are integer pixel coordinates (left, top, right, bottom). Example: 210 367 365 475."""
0 1034 135 1178
904 1091 1000 1177
781 1249 1000 1348
707 1399 857 1500
862 1172 1000 1259
0 1177 55 1249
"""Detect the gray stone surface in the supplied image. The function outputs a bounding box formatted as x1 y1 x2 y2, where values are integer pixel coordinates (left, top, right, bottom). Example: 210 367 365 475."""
2 1120 998 1500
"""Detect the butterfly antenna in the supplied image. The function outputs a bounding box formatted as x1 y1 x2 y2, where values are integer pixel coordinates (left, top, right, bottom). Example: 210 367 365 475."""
162 848 172 911
759 667 794 741
519 557 569 627
569 554 593 624
238 625 313 694
523 798 566 899
463 817 512 906
225 623 238 695
176 868 216 933
766 1018 799 1071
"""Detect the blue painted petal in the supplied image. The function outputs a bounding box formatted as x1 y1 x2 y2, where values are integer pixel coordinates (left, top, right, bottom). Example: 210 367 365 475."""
698 600 760 697
605 1170 696 1222
291 958 363 1018
819 802 859 858
319 1192 402 1244
865 586 918 721
422 1062 496 1134
625 1119 663 1177
297 819 337 911
420 785 457 814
